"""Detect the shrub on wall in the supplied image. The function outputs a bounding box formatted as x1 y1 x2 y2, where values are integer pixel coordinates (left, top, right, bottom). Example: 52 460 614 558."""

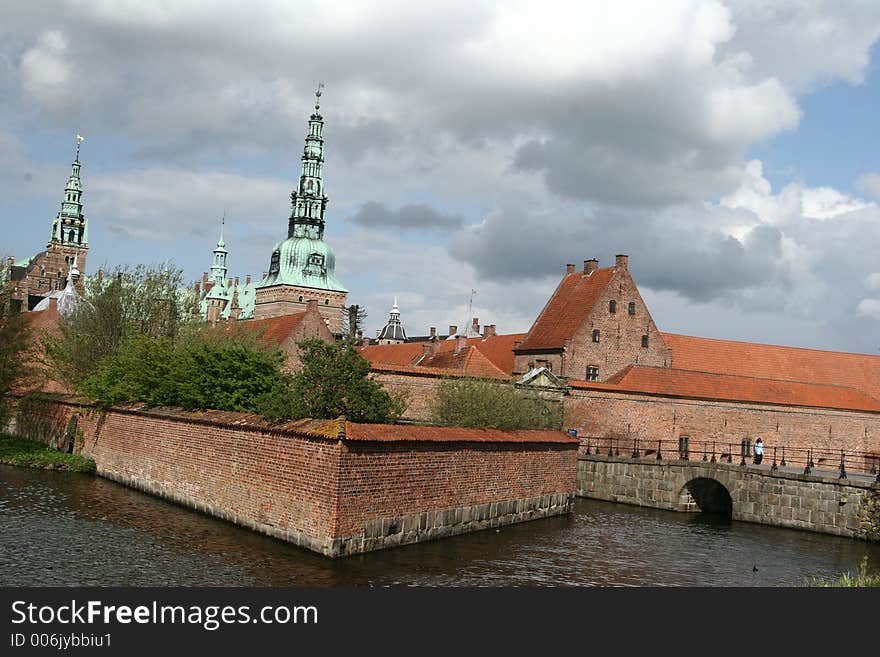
260 339 406 424
81 332 289 413
430 377 565 431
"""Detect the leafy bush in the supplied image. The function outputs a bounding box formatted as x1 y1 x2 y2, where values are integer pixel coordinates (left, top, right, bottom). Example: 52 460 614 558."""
45 264 192 387
430 377 564 430
267 339 406 424
81 332 288 413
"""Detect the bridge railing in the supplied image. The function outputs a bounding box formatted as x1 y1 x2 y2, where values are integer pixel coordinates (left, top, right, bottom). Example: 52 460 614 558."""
581 436 880 482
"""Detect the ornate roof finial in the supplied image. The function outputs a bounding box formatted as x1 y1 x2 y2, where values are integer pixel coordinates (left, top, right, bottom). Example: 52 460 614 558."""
218 211 226 247
315 83 324 111
75 133 84 161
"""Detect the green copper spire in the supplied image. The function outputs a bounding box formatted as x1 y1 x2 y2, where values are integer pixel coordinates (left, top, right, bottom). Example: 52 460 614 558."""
288 83 328 240
50 134 88 248
257 86 346 294
209 215 228 286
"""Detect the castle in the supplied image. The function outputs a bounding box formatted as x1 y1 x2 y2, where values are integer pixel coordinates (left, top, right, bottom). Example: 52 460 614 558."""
4 135 88 313
8 91 880 463
193 86 348 336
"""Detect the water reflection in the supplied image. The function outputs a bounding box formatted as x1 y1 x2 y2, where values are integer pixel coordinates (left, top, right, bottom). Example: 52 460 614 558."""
2 465 877 587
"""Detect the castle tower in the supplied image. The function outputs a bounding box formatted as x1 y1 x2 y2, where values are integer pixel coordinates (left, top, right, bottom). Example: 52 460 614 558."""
377 297 407 345
254 85 348 334
6 135 90 311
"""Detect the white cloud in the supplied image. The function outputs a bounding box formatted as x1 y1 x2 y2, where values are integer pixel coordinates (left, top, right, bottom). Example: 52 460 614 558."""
20 30 72 108
856 298 880 320
856 173 880 201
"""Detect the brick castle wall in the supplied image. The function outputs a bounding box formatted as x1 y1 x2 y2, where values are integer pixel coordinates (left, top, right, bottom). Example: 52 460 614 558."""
566 387 880 457
6 396 577 557
334 440 576 553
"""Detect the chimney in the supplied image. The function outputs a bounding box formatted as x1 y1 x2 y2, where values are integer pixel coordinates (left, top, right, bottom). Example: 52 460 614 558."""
448 325 457 337
429 327 437 339
584 258 599 275
484 324 496 338
245 275 251 285
472 317 479 335
202 272 209 288
566 263 575 274
227 278 232 289
305 299 318 312
454 334 468 355
615 254 629 270
234 276 239 288
194 282 201 295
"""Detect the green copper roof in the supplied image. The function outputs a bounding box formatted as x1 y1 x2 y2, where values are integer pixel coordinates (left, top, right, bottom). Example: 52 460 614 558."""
257 236 346 292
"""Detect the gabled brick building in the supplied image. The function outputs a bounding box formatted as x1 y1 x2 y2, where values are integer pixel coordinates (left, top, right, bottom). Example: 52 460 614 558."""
361 254 880 457
513 255 671 380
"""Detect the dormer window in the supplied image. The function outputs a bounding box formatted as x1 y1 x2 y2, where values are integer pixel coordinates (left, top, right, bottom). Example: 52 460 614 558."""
304 252 326 277
269 250 280 275
628 302 636 315
592 329 600 343
609 300 616 314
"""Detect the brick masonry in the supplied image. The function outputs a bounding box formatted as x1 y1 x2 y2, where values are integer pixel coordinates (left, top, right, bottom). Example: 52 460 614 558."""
565 387 880 457
6 396 577 557
578 454 880 541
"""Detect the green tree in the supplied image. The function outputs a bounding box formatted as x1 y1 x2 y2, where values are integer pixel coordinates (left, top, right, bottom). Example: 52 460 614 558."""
81 331 289 413
275 338 406 423
429 377 564 430
45 263 192 387
0 286 35 424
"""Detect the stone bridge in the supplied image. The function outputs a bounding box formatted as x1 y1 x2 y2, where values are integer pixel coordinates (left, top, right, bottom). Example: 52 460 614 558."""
578 454 880 541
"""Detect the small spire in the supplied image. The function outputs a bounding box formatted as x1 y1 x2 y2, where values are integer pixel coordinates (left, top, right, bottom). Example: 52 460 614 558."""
75 133 84 161
392 296 399 313
315 83 324 111
218 212 226 248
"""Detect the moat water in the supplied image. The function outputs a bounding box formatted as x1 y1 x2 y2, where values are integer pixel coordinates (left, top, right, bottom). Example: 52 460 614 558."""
3 465 879 587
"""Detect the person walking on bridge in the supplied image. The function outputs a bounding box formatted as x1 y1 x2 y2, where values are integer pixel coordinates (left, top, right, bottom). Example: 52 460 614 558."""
753 438 764 465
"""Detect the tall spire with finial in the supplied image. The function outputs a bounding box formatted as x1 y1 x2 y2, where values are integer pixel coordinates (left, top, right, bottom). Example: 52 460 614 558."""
210 214 229 286
287 83 329 240
50 134 88 247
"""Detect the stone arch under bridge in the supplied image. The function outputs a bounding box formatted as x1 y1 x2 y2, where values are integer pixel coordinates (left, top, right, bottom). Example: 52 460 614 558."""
577 454 880 541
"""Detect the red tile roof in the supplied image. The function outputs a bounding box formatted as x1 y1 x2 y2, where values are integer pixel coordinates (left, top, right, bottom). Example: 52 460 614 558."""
663 333 880 402
360 332 525 378
516 267 616 351
218 312 306 346
571 365 880 413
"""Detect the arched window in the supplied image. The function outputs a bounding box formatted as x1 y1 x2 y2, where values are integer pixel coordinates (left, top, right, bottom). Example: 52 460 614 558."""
609 300 616 314
298 295 303 302
592 329 600 343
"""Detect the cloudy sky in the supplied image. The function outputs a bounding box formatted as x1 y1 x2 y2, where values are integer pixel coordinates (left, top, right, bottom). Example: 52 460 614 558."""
3 1 880 353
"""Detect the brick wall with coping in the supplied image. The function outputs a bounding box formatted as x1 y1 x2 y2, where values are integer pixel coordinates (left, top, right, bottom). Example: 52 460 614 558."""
565 387 880 456
5 396 577 557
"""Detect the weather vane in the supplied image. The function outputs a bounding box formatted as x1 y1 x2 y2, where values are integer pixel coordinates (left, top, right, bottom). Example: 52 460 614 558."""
75 133 84 159
315 83 324 111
